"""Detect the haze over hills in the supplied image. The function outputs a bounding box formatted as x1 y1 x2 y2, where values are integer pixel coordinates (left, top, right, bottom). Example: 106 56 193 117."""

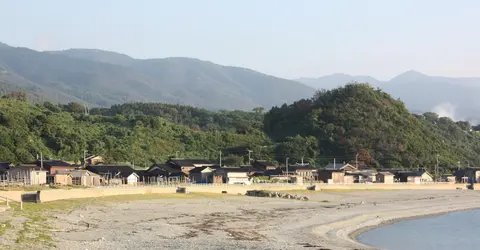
297 71 480 122
0 43 315 110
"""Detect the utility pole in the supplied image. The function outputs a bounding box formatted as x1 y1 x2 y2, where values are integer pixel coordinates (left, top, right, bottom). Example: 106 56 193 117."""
436 154 439 182
40 152 43 170
334 158 336 170
356 153 359 169
219 151 222 167
286 157 289 177
247 150 253 165
301 157 304 166
83 150 88 167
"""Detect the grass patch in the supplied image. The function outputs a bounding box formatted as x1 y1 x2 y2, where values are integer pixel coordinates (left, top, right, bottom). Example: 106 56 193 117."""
0 220 11 236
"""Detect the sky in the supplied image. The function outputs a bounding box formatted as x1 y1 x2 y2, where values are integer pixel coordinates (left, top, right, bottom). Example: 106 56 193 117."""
1 0 480 80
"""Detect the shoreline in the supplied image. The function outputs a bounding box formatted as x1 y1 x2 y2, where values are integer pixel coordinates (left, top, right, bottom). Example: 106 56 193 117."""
3 189 480 249
348 206 480 249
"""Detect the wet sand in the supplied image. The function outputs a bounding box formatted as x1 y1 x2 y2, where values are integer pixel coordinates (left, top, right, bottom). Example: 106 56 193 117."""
3 189 480 249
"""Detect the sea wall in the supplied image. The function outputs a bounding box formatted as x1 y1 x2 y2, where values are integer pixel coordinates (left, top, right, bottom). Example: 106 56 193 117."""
0 183 472 203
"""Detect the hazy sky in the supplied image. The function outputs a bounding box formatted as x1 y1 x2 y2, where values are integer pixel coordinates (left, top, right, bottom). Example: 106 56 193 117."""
1 0 479 80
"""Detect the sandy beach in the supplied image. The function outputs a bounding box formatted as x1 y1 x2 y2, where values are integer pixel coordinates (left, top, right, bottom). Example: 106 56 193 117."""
2 189 480 250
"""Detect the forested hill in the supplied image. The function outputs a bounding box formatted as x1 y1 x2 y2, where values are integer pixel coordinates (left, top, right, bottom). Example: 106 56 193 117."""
90 103 264 133
1 84 480 173
0 94 272 165
264 84 480 170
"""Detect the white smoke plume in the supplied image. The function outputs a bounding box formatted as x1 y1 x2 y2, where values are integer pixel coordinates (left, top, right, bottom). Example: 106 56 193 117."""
432 102 457 120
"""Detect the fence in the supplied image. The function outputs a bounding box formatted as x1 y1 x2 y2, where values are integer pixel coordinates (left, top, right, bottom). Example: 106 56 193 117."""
0 195 23 210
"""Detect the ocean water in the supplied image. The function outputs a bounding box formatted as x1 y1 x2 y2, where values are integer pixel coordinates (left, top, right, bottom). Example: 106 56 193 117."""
357 209 480 250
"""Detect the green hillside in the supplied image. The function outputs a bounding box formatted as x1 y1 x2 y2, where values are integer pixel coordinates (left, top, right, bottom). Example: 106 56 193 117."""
0 96 271 165
264 83 480 171
1 83 479 174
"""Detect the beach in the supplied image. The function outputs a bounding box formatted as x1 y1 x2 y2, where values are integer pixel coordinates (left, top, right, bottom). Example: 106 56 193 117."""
2 189 480 249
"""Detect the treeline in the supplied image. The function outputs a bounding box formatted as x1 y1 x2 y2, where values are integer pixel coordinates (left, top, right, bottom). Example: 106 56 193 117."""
264 83 480 171
2 84 480 173
0 98 272 166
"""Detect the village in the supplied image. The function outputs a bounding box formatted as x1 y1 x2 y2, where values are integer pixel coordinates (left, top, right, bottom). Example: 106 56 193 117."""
0 155 477 187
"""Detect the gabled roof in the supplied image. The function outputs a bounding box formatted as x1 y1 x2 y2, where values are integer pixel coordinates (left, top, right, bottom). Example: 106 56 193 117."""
145 164 184 177
189 166 214 174
70 170 100 178
324 163 357 171
167 158 214 167
86 165 135 178
377 171 394 176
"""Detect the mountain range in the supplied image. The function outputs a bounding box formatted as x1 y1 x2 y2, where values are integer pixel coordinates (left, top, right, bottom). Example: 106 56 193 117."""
1 41 480 121
0 42 314 110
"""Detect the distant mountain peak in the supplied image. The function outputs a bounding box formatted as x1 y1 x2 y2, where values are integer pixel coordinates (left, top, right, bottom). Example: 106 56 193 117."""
390 70 428 82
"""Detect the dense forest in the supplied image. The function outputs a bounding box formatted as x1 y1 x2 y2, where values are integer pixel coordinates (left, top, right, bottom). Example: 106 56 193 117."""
265 84 480 172
0 93 272 166
1 84 480 174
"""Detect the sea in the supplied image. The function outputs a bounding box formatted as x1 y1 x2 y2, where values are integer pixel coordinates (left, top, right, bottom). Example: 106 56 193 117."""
357 209 480 250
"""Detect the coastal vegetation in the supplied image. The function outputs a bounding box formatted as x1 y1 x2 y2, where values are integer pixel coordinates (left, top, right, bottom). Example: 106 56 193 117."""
1 83 479 174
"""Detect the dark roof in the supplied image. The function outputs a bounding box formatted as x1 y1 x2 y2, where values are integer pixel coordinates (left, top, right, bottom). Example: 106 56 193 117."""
284 164 314 171
0 162 12 168
86 165 135 178
263 168 282 176
13 165 45 171
216 167 250 173
189 166 213 174
145 164 183 177
167 158 214 167
395 171 422 177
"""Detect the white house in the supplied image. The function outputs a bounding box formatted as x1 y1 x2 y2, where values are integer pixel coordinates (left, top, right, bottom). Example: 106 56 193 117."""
126 172 139 185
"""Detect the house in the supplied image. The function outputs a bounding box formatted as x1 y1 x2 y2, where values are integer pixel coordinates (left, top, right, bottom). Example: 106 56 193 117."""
189 166 216 183
359 170 377 183
54 172 73 185
441 174 456 183
166 158 214 174
70 170 103 186
0 162 13 178
214 168 251 184
85 155 104 165
23 160 76 175
227 172 251 185
282 164 316 179
8 165 48 185
376 172 394 184
394 171 421 183
143 164 187 182
324 163 358 172
345 172 369 183
453 169 469 183
86 165 138 185
463 167 480 183
252 160 277 171
317 169 346 184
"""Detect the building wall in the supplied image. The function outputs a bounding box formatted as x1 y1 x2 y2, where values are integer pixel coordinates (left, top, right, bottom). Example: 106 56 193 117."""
126 175 138 185
421 173 434 182
55 174 72 185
